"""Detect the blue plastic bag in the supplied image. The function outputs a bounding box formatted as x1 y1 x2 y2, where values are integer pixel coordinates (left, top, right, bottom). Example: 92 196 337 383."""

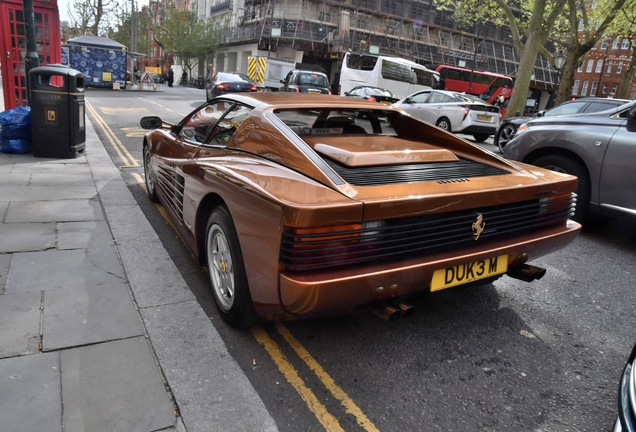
0 106 31 140
0 138 31 154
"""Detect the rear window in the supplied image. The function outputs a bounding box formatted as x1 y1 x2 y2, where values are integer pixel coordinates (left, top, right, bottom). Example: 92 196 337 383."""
298 73 329 87
218 73 253 83
273 108 397 136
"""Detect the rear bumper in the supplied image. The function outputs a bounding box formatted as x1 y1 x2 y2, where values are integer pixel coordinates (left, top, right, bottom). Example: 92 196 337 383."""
459 124 498 135
278 221 581 318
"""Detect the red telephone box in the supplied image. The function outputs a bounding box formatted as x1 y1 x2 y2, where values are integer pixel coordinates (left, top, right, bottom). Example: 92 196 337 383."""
0 0 61 109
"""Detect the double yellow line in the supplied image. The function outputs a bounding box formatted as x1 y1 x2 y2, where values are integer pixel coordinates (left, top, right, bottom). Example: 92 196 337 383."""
88 99 378 431
86 100 139 167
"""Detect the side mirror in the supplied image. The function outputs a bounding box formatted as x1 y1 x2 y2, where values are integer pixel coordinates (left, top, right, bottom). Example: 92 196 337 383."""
280 79 285 84
627 106 636 132
536 110 546 117
140 116 167 130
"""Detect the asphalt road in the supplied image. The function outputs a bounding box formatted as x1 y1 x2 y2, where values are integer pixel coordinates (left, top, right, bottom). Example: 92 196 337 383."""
85 86 636 432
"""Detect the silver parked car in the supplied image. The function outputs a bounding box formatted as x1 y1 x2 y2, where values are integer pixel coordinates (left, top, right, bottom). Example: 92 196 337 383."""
392 89 500 142
503 100 636 222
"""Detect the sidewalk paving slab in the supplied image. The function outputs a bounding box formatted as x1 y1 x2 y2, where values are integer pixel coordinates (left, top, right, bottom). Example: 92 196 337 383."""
61 337 175 432
0 352 62 432
0 292 41 358
0 222 56 253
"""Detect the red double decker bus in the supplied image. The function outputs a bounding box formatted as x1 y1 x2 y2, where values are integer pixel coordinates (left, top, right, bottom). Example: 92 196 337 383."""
431 65 514 105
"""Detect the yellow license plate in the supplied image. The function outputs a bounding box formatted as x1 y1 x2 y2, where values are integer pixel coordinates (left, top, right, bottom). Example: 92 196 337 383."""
308 90 321 94
478 114 491 121
380 101 392 105
430 255 508 292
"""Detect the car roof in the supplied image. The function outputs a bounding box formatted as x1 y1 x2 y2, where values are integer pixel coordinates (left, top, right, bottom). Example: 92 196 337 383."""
211 93 385 109
292 69 328 75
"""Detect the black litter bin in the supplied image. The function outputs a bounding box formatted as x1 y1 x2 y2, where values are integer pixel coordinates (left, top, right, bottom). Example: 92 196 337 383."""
197 76 204 89
30 64 85 159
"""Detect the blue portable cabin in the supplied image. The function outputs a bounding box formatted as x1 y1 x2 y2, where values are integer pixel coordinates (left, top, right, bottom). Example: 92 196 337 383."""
66 36 127 89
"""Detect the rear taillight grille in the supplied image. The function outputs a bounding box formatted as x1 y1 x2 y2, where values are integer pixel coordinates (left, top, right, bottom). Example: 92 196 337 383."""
279 194 576 272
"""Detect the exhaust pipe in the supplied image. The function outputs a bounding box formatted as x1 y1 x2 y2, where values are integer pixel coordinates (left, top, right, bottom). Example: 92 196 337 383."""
386 299 415 319
371 303 402 322
506 264 547 282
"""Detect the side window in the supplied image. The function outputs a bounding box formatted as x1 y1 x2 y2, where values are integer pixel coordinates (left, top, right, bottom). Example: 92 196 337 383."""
428 92 447 103
410 91 430 103
206 104 253 146
179 102 231 143
582 102 618 113
284 71 293 85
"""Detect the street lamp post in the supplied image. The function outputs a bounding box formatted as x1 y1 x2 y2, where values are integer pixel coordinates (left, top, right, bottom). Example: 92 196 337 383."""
548 50 566 109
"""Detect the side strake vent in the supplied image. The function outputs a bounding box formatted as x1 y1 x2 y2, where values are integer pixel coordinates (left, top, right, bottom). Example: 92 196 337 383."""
280 194 576 272
156 165 185 223
322 156 509 186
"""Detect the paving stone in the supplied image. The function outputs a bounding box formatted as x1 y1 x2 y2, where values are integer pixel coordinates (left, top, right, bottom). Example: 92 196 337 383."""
29 173 94 186
0 352 62 432
95 179 138 206
61 337 175 432
0 292 41 358
43 281 143 351
0 185 96 201
0 172 30 186
0 253 11 293
0 223 56 253
0 201 8 222
6 249 124 294
5 198 105 223
10 162 89 174
57 221 114 250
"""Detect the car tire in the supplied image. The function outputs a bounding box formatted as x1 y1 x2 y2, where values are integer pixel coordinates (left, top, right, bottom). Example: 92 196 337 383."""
473 134 489 142
533 155 590 223
143 146 159 203
205 206 256 328
496 124 518 153
436 117 452 132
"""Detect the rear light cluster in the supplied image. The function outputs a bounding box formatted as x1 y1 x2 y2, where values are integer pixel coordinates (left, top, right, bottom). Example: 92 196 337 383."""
248 85 257 91
366 96 377 102
217 83 229 89
280 221 385 271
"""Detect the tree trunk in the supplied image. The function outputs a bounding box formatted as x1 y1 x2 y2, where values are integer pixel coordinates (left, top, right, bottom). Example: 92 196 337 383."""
555 50 584 105
506 34 545 119
618 47 636 99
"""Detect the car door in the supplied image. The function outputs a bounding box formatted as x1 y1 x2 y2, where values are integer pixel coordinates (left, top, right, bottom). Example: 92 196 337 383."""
399 91 431 121
598 112 636 214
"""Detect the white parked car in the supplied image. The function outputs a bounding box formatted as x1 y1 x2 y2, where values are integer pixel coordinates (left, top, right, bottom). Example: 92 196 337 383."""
392 90 500 142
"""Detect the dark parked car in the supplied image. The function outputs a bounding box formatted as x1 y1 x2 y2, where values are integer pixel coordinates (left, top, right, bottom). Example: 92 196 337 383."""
615 340 636 432
503 100 636 222
205 72 257 100
140 93 580 327
343 86 400 105
495 97 630 152
279 69 331 94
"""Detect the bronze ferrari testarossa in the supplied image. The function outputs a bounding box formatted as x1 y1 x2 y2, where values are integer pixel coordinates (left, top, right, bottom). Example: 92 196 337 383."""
141 93 580 328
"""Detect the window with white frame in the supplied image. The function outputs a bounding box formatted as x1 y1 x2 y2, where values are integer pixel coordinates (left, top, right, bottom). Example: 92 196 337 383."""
611 84 618 95
595 60 604 73
590 81 598 96
572 80 580 94
607 60 613 73
577 63 584 73
622 39 630 49
602 83 608 94
601 38 609 49
581 81 589 96
613 38 620 49
586 59 594 73
617 61 624 73
578 19 585 31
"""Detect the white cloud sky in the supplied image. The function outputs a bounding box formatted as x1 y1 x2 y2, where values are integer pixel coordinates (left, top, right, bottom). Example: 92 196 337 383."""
58 0 150 27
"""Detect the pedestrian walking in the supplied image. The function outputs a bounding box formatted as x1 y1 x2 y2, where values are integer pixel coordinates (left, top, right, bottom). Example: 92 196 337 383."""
167 67 174 87
180 71 188 86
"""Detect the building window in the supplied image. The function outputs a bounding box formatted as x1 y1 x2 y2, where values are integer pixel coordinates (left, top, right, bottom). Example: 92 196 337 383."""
577 63 584 73
611 84 618 95
581 81 589 96
622 38 630 49
578 19 585 31
607 60 613 73
318 11 332 22
613 38 620 49
586 59 594 73
572 80 580 94
617 61 624 73
356 19 367 29
601 38 608 49
590 81 598 96
602 83 608 94
595 60 604 73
